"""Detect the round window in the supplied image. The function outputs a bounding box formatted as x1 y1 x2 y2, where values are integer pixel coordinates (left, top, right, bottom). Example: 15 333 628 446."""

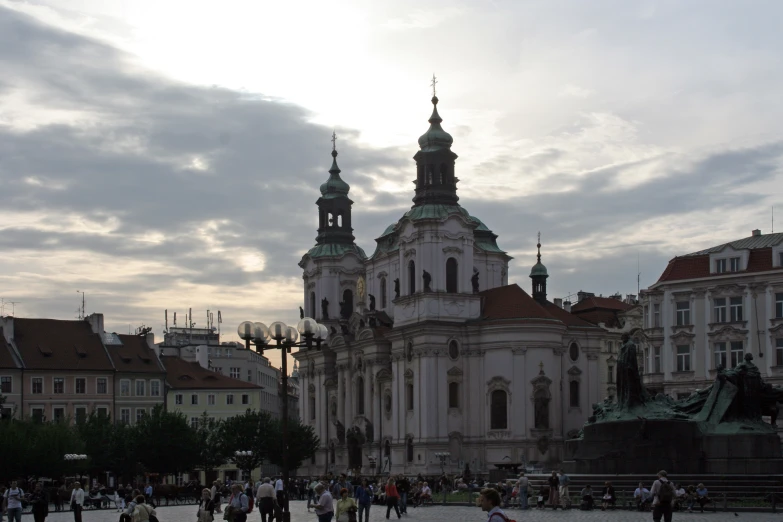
569 342 579 362
406 342 413 362
384 394 392 413
448 340 459 360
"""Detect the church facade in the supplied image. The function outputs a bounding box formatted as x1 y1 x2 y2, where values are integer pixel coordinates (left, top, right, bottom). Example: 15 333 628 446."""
293 93 609 476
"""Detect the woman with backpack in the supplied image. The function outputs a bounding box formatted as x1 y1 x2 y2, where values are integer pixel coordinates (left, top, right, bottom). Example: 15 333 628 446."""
354 479 372 522
131 495 157 522
198 488 215 522
226 484 249 522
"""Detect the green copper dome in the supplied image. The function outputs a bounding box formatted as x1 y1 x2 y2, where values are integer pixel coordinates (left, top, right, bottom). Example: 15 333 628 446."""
417 96 453 152
530 261 548 278
319 150 350 199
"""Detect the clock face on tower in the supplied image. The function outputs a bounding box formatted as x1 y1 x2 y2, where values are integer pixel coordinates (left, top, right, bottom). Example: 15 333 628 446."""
357 276 366 300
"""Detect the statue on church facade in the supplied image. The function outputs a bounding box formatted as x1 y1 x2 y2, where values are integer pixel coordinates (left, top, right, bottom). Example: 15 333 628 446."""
321 298 329 319
471 269 480 293
299 306 304 319
394 278 400 298
369 294 376 311
422 270 432 291
616 333 648 409
339 300 351 319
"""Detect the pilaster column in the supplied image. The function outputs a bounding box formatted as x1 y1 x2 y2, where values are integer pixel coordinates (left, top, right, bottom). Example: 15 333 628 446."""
337 366 345 433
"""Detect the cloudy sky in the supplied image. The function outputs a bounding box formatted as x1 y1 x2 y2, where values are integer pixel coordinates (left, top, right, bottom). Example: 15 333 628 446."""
1 0 782 369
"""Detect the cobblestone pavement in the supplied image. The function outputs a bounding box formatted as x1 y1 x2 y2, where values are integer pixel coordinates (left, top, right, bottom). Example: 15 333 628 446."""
40 502 782 522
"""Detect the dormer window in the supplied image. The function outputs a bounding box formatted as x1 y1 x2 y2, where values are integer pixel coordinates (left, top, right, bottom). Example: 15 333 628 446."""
715 259 727 273
729 257 741 272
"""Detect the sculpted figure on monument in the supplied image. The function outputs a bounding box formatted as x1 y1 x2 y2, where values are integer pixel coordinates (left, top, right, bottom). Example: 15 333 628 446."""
616 333 648 409
394 278 400 299
422 270 432 291
321 297 329 319
369 294 376 311
471 269 480 293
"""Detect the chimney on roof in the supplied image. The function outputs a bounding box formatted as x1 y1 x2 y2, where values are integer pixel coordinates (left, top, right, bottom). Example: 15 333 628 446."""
195 344 209 369
625 294 637 304
145 332 155 349
752 229 761 237
86 313 104 335
554 298 563 308
563 300 572 313
610 293 622 300
577 291 594 303
0 316 13 343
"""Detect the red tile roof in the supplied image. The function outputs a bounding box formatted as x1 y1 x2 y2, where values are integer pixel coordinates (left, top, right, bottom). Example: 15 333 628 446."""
0 330 20 369
477 284 600 329
541 301 603 328
108 334 166 374
657 247 782 283
571 296 633 313
12 318 115 371
161 356 262 390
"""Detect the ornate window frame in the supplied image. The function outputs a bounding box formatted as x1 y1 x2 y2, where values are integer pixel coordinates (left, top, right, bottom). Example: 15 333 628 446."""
567 366 582 412
486 376 511 433
530 372 552 436
447 366 463 412
447 338 460 360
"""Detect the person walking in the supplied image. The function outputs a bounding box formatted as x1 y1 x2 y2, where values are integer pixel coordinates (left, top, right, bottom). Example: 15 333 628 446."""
547 471 559 509
354 479 372 522
70 482 85 522
395 476 410 514
384 478 401 519
313 484 334 522
256 478 276 522
273 477 287 515
517 473 529 510
335 488 357 522
478 488 508 522
198 488 215 522
211 481 222 514
4 481 24 522
227 484 249 522
650 470 675 522
558 471 571 508
30 482 49 522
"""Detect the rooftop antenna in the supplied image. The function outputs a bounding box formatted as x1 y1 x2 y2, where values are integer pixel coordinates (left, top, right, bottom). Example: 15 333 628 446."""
76 290 85 320
217 310 222 335
173 312 177 328
637 252 641 295
773 206 775 233
8 301 20 316
165 309 168 332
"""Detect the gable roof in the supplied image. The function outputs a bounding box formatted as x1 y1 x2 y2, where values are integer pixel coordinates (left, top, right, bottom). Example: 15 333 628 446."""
0 329 20 370
540 301 603 329
571 296 634 313
478 284 558 323
12 318 114 371
657 246 781 283
685 232 783 256
107 334 166 374
161 356 262 390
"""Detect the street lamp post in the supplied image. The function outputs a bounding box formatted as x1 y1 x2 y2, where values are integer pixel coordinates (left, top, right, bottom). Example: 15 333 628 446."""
64 454 89 484
234 450 253 482
237 317 328 522
367 455 377 478
434 452 450 505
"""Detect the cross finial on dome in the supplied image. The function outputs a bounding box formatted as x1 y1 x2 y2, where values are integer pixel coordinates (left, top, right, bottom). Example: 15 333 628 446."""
331 130 337 154
430 73 438 98
539 361 545 375
537 231 542 263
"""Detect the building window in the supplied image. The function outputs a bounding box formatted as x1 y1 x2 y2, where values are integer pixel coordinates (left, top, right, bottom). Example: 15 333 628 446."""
191 417 199 429
776 293 783 318
75 378 86 394
309 396 316 420
242 394 249 405
120 380 131 397
714 298 727 323
96 407 108 418
175 394 183 405
676 345 691 372
405 383 414 411
50 407 63 422
714 342 727 368
380 277 387 308
226 349 232 358
730 341 744 367
676 301 690 326
97 378 107 394
569 342 579 361
729 257 741 272
120 408 130 424
136 380 145 397
448 382 459 408
569 380 580 408
208 394 215 406
446 258 458 293
31 408 44 422
230 368 240 379
136 409 146 423
653 304 660 327
53 378 64 394
776 338 783 366
715 258 727 273
406 438 414 463
408 260 416 295
607 341 614 354
32 377 42 394
150 380 160 397
356 376 365 415
406 342 413 363
226 394 234 405
607 365 614 384
448 340 459 360
0 376 11 393
653 346 662 373
490 390 507 429
342 289 353 319
729 297 743 322
191 394 198 405
247 370 252 382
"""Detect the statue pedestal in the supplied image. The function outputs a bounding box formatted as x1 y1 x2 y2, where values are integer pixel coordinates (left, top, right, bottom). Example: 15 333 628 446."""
563 419 783 474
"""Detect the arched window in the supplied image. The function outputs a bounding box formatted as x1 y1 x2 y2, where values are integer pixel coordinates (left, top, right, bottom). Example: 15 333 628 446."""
448 382 460 408
337 214 343 227
310 292 316 318
448 340 459 360
406 383 414 411
570 380 580 408
446 258 458 293
406 437 414 462
356 376 365 415
569 342 579 362
342 289 353 319
328 212 334 227
490 390 507 429
380 277 387 308
408 260 416 295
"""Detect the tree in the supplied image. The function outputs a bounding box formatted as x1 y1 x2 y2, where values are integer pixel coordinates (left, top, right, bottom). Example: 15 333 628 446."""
266 417 319 471
75 411 116 477
219 410 274 476
134 405 199 476
29 418 84 479
195 413 228 479
111 423 143 484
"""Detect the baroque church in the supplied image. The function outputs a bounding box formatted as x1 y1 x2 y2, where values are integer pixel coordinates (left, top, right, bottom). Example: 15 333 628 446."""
293 91 610 476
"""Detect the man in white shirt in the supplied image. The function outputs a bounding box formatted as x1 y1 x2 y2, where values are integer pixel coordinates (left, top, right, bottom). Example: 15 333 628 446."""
517 473 529 510
273 477 286 516
256 478 276 522
479 488 507 522
634 482 652 511
70 482 85 522
3 481 24 522
650 470 674 522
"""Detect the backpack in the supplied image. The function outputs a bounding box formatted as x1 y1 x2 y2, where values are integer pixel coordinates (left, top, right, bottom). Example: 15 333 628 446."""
245 494 253 514
658 481 674 504
489 511 516 522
